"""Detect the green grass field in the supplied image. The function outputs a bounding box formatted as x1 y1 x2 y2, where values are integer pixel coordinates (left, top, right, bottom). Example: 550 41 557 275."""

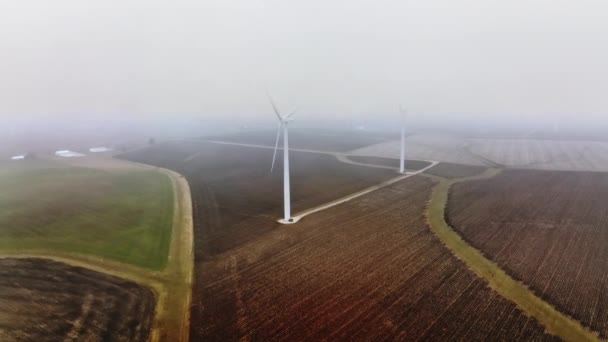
0 160 174 270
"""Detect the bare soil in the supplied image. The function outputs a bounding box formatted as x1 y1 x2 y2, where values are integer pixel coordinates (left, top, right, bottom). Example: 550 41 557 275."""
126 139 559 341
0 258 155 342
123 141 397 257
448 169 608 337
191 176 557 340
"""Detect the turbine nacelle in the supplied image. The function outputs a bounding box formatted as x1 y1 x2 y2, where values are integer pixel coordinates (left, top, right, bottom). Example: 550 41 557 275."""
399 105 407 120
277 108 298 124
267 91 297 123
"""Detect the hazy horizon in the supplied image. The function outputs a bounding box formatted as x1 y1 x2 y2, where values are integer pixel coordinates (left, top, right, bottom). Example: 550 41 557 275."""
1 0 607 125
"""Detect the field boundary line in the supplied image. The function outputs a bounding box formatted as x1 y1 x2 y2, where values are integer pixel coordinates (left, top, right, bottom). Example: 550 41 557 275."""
207 140 340 156
0 253 163 290
335 154 401 170
207 139 436 166
144 166 194 342
207 140 436 166
424 169 601 342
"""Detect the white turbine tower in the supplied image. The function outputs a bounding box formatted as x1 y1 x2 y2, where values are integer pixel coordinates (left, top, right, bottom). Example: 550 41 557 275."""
399 105 407 174
268 93 297 223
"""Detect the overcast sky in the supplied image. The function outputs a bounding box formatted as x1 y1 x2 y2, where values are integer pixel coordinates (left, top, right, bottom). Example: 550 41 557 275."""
1 0 607 124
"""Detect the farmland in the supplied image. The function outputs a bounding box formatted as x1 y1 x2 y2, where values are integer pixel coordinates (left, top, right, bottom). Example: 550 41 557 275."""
126 139 558 340
208 128 393 152
0 157 193 342
0 258 155 342
424 162 487 179
124 140 398 257
350 134 486 166
0 159 174 270
350 133 608 172
345 155 432 171
467 138 608 170
447 169 608 337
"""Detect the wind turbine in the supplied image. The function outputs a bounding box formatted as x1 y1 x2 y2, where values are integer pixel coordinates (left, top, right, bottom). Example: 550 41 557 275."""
399 105 407 174
268 93 298 223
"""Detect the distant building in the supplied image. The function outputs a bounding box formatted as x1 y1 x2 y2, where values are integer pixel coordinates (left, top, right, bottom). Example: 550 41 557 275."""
55 150 86 158
89 147 112 153
11 155 26 160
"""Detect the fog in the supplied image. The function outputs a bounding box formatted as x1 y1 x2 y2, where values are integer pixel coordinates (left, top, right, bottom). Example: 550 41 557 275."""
2 1 608 118
1 0 608 148
3 4 608 339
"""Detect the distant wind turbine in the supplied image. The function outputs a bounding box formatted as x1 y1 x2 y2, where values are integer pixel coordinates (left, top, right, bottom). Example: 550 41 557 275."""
268 92 298 223
399 105 407 174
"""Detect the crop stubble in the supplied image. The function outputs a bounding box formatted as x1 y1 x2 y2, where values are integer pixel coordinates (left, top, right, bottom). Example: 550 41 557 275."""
0 258 155 342
448 169 608 337
192 176 557 340
126 139 558 340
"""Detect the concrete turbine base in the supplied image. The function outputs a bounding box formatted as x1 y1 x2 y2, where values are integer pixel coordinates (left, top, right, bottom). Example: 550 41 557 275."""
277 217 301 224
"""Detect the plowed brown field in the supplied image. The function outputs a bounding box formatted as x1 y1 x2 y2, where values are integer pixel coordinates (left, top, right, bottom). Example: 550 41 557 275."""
0 258 155 342
126 140 558 341
448 169 608 337
191 176 557 341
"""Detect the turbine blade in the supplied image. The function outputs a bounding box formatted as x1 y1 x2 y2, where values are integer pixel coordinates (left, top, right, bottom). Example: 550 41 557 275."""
271 122 282 172
266 91 283 121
